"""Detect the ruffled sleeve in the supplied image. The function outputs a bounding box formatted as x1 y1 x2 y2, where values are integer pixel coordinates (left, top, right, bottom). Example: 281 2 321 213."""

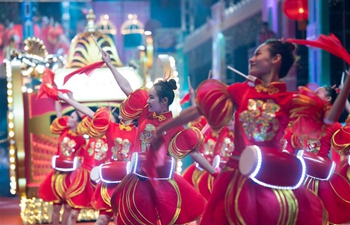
50 116 69 134
168 127 204 159
196 79 234 131
88 107 111 138
289 86 330 140
119 88 149 120
331 125 350 156
77 116 91 135
188 116 207 131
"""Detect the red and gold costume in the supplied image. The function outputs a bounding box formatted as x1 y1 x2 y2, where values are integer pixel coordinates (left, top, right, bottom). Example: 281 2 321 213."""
65 116 109 209
333 122 350 184
111 89 207 225
197 126 234 200
198 79 327 225
283 119 350 224
88 107 137 216
182 121 218 198
38 116 86 205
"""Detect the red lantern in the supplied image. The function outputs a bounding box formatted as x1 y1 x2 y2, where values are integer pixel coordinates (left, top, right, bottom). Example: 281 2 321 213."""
283 0 308 21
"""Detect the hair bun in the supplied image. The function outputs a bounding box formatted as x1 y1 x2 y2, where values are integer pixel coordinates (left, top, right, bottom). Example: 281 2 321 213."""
284 42 296 52
167 79 177 90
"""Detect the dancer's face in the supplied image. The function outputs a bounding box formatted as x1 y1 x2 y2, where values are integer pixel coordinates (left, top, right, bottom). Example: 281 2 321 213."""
249 44 275 78
147 87 165 113
67 111 80 129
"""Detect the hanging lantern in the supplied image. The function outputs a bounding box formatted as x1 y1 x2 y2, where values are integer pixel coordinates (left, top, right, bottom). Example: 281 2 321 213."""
283 0 308 21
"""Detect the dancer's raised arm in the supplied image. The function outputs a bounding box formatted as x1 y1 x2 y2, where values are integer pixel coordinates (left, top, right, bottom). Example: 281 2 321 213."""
55 100 63 118
325 70 350 124
57 92 94 118
150 106 201 149
101 50 133 96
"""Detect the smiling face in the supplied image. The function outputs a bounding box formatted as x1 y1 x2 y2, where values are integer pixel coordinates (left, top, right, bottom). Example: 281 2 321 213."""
67 111 80 129
147 87 164 113
249 43 275 78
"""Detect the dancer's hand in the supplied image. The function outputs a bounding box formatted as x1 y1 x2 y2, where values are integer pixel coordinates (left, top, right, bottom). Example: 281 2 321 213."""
101 50 111 64
57 91 68 100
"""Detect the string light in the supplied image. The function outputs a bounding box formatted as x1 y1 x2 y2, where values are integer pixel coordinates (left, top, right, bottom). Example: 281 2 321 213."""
5 59 17 196
20 196 99 224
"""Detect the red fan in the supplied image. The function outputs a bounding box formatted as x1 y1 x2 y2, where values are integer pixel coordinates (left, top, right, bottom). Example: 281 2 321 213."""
63 61 105 85
36 68 71 100
286 34 350 65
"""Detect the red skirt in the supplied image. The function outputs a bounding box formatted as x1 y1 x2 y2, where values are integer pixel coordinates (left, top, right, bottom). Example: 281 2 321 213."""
111 173 207 225
337 158 349 182
197 171 215 201
200 157 328 225
38 170 71 204
65 167 95 209
304 173 350 224
182 164 207 191
91 182 117 212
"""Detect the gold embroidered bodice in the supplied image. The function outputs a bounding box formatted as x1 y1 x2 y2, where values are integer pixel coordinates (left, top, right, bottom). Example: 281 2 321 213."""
220 137 234 158
203 139 216 157
240 99 280 142
140 124 156 152
60 137 77 157
111 138 132 161
88 138 108 160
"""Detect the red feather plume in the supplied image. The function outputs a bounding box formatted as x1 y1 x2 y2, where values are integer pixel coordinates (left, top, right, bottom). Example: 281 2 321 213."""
286 34 350 65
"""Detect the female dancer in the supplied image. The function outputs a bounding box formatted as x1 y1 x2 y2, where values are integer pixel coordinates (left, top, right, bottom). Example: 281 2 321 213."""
57 94 137 225
332 123 350 183
283 85 350 224
196 116 235 200
57 95 110 225
150 39 350 225
100 49 216 225
182 119 218 197
38 99 86 225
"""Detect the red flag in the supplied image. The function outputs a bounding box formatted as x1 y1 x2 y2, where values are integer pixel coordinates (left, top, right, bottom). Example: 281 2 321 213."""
36 68 71 100
286 34 350 65
63 61 105 85
180 92 190 105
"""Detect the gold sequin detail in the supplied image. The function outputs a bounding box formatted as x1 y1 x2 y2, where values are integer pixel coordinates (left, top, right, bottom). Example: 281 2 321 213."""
111 138 131 161
88 139 108 161
255 84 280 95
240 99 280 142
140 124 156 152
60 137 77 156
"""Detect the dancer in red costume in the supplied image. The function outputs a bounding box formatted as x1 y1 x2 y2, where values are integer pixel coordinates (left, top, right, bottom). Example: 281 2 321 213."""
150 39 350 225
99 49 216 225
196 116 235 200
38 98 86 225
56 94 109 225
88 110 137 225
57 94 137 225
283 84 350 224
332 123 350 185
182 120 218 199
